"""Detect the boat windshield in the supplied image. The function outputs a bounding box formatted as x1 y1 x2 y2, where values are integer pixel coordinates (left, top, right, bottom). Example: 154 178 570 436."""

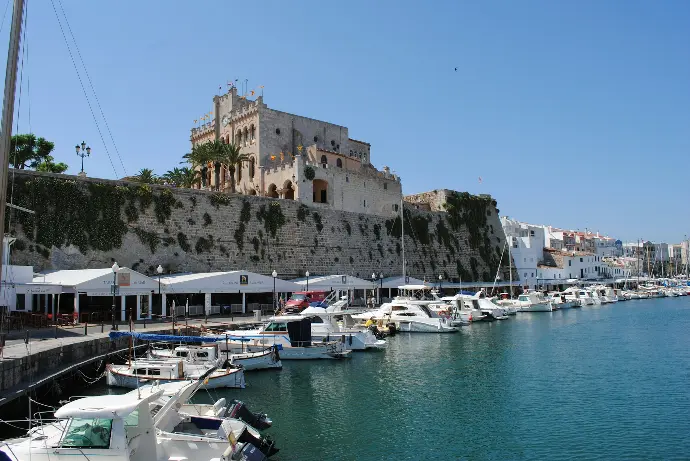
265 322 287 332
60 418 112 449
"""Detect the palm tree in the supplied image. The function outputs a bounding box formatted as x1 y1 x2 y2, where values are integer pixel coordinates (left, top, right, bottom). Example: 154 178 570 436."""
164 166 201 188
132 168 158 184
10 134 54 169
182 144 213 188
213 142 248 194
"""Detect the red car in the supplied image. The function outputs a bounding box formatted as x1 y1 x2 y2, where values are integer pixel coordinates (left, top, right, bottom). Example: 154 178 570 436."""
284 291 327 313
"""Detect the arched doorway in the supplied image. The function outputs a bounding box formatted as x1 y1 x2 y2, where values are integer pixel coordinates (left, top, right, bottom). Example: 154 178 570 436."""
313 179 328 203
283 180 295 200
267 184 279 198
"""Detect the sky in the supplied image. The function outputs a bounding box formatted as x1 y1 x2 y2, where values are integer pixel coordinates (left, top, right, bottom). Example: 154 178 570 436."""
1 0 688 243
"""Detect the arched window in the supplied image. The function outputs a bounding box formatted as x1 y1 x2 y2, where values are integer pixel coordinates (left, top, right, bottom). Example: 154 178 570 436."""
320 155 327 166
336 158 343 168
250 125 256 143
243 127 249 147
249 157 256 179
236 130 242 146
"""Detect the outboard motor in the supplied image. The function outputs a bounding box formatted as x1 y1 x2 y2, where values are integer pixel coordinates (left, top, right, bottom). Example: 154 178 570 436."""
228 399 273 430
229 443 268 461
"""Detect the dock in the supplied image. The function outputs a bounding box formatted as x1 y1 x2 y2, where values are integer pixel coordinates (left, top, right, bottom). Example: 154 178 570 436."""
0 315 267 408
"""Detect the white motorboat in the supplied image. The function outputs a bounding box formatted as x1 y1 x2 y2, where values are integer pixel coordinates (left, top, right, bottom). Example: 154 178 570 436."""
496 291 553 312
207 317 352 359
0 376 272 461
547 292 578 309
300 306 386 350
562 287 590 306
149 344 282 371
106 359 246 389
455 290 509 320
352 299 459 332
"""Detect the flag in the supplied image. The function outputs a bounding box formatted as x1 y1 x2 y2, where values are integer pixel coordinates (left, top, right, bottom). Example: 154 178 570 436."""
259 85 264 89
194 119 197 124
250 90 255 96
219 85 222 91
478 176 483 183
227 81 233 87
270 155 276 160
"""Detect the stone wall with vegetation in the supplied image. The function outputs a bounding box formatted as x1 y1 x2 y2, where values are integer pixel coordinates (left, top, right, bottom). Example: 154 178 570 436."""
6 170 510 282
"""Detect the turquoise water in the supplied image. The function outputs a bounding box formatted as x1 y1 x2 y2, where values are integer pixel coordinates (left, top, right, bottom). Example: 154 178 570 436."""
203 297 690 460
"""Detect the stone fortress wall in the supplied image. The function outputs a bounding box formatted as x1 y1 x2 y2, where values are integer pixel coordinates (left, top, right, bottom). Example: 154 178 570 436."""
7 170 509 283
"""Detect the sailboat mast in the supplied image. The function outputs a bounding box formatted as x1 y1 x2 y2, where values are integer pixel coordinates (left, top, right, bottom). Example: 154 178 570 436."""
401 198 405 278
0 0 26 280
508 237 513 299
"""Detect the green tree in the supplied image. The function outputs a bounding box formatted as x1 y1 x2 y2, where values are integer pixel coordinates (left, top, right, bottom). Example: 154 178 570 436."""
35 155 69 174
10 134 54 169
132 168 158 184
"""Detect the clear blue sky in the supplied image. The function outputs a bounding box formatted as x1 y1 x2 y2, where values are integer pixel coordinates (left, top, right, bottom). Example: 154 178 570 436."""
2 0 689 243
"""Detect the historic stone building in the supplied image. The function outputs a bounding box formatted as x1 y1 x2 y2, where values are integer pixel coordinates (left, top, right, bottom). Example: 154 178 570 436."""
190 87 402 217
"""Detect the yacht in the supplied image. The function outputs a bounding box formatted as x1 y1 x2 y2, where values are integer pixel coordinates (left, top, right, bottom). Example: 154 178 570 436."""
206 317 352 359
106 359 246 389
547 291 578 309
351 300 459 332
0 377 273 461
498 291 554 312
563 287 592 306
458 291 509 320
299 306 387 350
149 344 283 371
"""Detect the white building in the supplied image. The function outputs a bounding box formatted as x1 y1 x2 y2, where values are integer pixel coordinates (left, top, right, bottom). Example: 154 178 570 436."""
536 250 605 284
501 217 546 287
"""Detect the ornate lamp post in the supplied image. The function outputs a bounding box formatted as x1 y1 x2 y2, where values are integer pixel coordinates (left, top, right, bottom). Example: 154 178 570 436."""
156 265 163 317
305 271 310 291
111 262 119 330
272 270 277 312
371 273 376 307
438 274 443 293
378 272 384 305
75 141 91 175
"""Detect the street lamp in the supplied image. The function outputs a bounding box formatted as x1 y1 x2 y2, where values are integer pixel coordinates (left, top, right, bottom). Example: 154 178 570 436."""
305 271 310 291
378 272 383 305
156 265 163 317
371 273 377 307
438 274 443 293
75 141 91 174
111 262 119 330
272 270 277 312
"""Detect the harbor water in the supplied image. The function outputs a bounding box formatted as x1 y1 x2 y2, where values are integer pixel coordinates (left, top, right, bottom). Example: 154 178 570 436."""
83 297 690 459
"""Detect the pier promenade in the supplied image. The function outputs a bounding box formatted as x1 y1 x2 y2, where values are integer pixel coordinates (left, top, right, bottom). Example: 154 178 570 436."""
0 315 266 408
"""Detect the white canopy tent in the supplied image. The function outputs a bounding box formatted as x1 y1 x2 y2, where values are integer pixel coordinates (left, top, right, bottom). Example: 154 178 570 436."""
160 270 301 314
290 274 374 291
35 267 161 320
380 275 427 289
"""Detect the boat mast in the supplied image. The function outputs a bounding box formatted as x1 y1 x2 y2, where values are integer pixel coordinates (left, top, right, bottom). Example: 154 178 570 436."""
401 198 405 279
508 237 513 299
0 0 26 281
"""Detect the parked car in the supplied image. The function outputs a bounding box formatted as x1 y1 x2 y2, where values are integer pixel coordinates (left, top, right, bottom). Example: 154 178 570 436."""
284 291 327 313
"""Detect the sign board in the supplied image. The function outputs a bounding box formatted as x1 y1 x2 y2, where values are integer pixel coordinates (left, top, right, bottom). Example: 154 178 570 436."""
341 276 347 284
111 285 120 295
240 275 248 285
117 273 131 287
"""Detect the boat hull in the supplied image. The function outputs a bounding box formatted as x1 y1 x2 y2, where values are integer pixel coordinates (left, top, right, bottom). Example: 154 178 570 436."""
229 348 283 370
106 365 246 389
394 320 458 333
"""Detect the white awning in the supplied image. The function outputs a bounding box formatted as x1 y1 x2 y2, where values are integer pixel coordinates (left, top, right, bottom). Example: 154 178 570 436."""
161 270 300 294
290 274 374 290
34 267 160 296
380 276 426 289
